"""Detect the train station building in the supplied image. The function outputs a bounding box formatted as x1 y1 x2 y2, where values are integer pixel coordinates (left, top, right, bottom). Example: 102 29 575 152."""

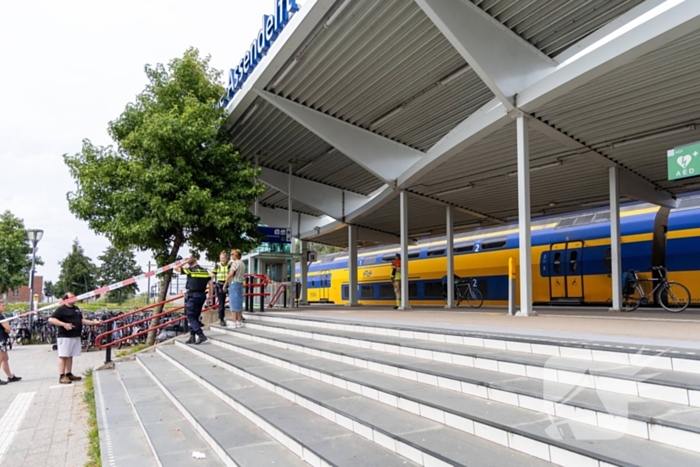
224 0 700 313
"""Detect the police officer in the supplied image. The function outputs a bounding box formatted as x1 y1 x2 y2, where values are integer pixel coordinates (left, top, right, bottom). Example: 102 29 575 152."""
210 251 230 327
175 256 211 344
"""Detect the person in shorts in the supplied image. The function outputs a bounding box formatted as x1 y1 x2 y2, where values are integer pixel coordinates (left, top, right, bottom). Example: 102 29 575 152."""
224 249 246 328
48 292 103 384
0 300 21 385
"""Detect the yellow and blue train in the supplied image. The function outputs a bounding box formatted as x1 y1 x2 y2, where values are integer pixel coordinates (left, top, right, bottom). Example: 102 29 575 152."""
300 196 700 307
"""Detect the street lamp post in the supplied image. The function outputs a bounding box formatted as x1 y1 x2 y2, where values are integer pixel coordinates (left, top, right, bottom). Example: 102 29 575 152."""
27 229 44 335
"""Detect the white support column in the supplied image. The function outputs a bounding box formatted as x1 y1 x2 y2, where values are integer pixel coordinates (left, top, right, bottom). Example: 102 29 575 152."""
300 240 309 306
347 225 359 306
445 205 455 309
288 164 295 290
609 167 623 312
254 155 260 216
400 191 411 310
516 116 535 316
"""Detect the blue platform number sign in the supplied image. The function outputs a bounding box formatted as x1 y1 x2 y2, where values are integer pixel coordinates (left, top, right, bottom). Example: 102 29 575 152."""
259 227 291 244
220 0 301 108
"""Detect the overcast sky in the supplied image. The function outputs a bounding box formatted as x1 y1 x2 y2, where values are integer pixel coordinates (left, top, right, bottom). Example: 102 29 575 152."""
0 0 303 290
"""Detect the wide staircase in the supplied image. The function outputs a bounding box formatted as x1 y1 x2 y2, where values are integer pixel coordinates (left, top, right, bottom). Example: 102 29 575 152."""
94 312 700 467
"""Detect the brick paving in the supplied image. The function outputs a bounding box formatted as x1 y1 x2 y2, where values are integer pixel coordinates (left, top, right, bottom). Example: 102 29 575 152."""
0 344 106 467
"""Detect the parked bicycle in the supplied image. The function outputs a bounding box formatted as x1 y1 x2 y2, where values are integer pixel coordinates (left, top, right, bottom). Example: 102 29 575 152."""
443 277 484 308
622 266 691 313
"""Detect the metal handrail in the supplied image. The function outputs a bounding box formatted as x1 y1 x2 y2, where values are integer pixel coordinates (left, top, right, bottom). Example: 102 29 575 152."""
95 304 184 349
100 294 184 326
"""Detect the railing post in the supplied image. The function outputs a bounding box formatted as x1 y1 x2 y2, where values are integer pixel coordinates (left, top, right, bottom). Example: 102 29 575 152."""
104 322 113 364
260 281 266 313
283 284 288 308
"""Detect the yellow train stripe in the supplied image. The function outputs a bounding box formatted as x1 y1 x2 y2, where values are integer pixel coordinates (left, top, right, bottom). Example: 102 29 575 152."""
668 228 700 240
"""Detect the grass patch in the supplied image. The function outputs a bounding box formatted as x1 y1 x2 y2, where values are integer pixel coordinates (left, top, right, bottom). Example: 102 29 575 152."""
115 343 148 358
83 369 101 467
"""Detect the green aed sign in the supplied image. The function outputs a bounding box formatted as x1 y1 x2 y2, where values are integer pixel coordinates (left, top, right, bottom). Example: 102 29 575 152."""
668 142 700 181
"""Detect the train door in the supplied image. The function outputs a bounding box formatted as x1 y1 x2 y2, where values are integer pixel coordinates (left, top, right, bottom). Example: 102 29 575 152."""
549 242 584 301
319 270 331 302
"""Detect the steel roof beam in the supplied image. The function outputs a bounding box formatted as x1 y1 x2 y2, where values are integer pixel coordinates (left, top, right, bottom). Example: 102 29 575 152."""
398 98 510 188
415 0 555 110
256 90 423 184
255 205 335 237
259 167 370 220
517 0 700 112
527 116 678 209
406 190 507 225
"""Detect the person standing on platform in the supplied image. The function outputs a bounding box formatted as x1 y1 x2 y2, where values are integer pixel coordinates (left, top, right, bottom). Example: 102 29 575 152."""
49 292 103 384
0 300 21 385
225 249 246 328
175 256 211 344
391 253 401 309
210 251 231 327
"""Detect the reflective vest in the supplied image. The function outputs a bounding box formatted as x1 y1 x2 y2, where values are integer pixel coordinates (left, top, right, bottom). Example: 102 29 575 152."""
182 265 210 293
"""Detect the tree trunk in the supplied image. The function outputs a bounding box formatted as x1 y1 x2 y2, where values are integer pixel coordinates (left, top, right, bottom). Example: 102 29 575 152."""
145 236 182 346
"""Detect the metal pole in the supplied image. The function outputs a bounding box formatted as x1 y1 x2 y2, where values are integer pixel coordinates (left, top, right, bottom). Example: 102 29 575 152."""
609 167 623 312
445 206 454 309
516 115 535 316
399 191 410 310
347 225 358 306
28 243 36 337
146 262 151 305
105 322 113 364
508 257 516 316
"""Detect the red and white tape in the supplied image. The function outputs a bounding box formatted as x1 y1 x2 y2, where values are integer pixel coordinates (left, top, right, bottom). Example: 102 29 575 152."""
0 258 188 324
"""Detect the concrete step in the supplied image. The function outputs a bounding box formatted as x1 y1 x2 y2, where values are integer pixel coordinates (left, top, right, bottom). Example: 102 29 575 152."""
136 352 309 467
167 340 555 467
245 313 700 373
215 324 700 449
93 368 158 467
156 343 424 467
233 319 700 406
202 330 700 466
115 361 225 466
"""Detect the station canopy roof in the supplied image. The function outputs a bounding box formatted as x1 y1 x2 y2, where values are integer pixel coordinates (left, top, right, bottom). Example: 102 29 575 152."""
226 0 700 247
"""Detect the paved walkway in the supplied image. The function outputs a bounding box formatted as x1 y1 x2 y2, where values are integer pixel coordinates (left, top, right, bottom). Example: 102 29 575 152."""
0 344 106 467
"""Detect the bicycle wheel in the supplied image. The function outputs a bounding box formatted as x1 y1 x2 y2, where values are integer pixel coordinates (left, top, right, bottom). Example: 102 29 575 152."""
658 282 691 313
466 288 483 308
622 294 640 312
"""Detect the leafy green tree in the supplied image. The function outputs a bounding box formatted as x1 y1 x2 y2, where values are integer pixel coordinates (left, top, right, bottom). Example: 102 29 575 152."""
55 239 98 297
64 48 265 344
0 211 39 296
98 246 143 303
309 242 346 256
44 280 54 300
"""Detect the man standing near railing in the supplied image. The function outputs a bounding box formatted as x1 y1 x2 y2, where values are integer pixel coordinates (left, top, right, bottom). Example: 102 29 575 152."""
210 251 230 327
48 292 103 384
175 256 211 345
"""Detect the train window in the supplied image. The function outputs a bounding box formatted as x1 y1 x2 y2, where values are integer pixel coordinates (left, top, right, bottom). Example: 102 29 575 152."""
604 248 611 272
482 239 507 250
454 243 474 254
379 284 395 298
424 281 444 298
408 252 420 259
382 254 396 262
341 285 348 300
409 283 418 299
427 248 445 257
556 218 576 228
363 256 377 265
360 285 374 299
569 251 579 273
553 252 562 274
574 215 595 225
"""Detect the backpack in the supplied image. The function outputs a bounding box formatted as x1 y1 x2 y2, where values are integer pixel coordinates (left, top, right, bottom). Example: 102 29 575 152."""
621 271 636 295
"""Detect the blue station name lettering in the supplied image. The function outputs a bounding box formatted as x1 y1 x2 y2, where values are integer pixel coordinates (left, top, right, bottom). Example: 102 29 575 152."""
220 0 300 108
